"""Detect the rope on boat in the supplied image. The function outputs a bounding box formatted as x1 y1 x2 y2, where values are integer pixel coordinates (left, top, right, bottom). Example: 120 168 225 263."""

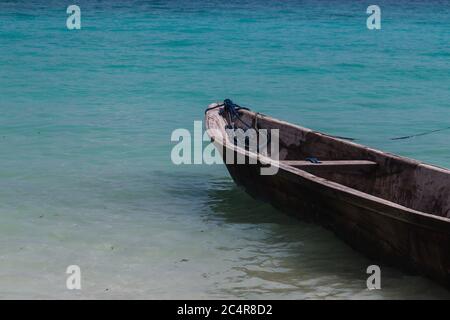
221 99 253 129
306 157 321 164
205 99 271 152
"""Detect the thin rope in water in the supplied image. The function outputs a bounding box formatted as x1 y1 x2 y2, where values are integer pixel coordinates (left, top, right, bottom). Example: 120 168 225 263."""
390 126 450 140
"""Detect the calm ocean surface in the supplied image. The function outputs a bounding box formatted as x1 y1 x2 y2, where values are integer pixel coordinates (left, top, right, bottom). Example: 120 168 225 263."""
0 0 449 299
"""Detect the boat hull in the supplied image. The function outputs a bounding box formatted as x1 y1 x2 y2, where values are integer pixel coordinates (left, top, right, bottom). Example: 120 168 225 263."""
205 101 450 289
222 148 450 289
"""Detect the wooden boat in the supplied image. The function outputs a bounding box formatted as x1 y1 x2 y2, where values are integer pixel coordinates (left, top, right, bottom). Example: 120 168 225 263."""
205 99 450 288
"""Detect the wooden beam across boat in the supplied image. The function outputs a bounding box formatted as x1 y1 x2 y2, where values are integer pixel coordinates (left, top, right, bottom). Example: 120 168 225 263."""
281 160 378 171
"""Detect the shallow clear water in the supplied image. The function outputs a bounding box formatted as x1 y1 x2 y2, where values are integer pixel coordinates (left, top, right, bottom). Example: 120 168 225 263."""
0 0 449 299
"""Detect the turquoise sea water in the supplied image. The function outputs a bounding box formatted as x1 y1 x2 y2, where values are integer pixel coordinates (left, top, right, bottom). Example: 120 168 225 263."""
0 1 449 298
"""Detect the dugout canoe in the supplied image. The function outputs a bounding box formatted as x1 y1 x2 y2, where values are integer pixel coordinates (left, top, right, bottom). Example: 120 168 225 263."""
205 99 450 288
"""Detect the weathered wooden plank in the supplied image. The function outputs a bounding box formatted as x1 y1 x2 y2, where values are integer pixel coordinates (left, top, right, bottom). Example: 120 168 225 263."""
280 160 378 175
281 160 377 168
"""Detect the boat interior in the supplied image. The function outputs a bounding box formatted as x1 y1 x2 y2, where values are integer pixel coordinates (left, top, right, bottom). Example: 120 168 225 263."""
222 109 450 218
